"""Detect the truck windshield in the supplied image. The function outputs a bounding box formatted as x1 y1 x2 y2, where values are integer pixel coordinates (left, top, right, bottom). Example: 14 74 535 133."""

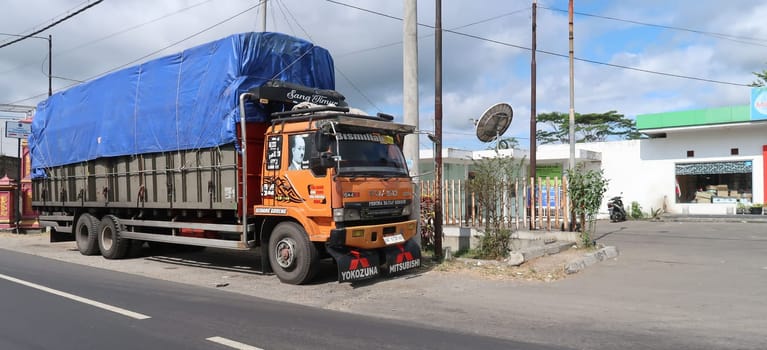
333 137 408 176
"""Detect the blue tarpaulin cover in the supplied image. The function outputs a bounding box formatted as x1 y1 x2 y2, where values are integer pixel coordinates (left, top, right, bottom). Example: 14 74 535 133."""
30 32 335 172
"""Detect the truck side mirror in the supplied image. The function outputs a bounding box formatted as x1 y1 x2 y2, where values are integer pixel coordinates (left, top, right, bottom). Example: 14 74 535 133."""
309 151 335 175
314 131 331 152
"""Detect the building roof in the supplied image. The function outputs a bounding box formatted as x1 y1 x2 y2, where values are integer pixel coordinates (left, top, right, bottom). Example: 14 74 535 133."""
636 105 752 133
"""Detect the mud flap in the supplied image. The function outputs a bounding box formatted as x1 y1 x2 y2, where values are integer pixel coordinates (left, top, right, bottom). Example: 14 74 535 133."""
326 246 381 283
50 229 74 243
383 239 422 277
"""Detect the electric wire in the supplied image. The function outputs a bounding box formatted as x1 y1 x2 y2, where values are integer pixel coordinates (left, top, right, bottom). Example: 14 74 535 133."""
0 0 217 77
336 6 530 57
539 5 767 46
326 0 752 87
273 0 299 37
5 1 264 105
0 1 103 49
281 0 382 111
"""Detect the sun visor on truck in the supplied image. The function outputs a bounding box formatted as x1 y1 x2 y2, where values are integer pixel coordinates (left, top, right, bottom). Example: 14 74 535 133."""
30 32 335 173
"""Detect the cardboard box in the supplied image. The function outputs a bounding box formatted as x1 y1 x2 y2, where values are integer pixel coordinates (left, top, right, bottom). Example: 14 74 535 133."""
716 184 728 191
695 191 713 199
717 190 729 197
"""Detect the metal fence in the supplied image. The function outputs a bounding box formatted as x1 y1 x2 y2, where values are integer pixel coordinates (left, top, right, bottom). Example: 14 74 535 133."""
420 176 569 231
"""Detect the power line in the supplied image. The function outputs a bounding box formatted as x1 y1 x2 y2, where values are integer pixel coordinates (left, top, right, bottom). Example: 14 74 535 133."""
5 1 264 105
0 1 103 49
273 0 299 37
280 0 381 111
538 5 767 46
326 0 751 87
87 1 263 79
5 0 90 38
0 0 217 77
336 6 530 57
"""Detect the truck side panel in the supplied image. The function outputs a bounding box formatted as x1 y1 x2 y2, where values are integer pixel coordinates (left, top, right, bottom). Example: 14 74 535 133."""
32 145 240 211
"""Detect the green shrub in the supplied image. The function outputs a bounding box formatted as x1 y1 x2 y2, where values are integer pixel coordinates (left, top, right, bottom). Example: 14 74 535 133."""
566 164 609 247
630 201 643 219
476 228 512 260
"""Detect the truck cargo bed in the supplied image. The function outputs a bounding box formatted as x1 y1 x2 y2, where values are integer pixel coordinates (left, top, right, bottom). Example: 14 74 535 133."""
32 145 239 212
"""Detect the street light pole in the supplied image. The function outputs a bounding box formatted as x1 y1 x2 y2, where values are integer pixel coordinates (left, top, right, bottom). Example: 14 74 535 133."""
0 32 50 231
0 33 52 97
48 34 52 97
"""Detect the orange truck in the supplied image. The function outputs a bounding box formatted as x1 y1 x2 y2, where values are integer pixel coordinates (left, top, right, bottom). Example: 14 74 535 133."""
30 33 420 284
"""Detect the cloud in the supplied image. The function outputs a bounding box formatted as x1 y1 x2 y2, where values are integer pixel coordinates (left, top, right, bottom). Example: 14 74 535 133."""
1 0 765 152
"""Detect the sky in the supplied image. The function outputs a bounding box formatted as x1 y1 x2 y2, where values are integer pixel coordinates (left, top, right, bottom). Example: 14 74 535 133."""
1 0 766 156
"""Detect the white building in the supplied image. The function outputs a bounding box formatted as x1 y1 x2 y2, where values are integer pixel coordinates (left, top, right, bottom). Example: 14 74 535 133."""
420 88 767 217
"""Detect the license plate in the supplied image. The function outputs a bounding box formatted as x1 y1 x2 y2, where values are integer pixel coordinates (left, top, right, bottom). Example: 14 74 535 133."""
383 234 405 245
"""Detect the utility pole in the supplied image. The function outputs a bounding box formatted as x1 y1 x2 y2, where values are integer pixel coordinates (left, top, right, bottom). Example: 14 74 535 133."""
433 0 443 260
403 0 420 241
567 0 576 230
48 34 52 97
0 32 51 232
260 0 268 32
529 0 537 230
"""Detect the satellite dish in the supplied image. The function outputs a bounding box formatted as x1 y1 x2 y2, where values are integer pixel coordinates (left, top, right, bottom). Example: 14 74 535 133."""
475 103 513 143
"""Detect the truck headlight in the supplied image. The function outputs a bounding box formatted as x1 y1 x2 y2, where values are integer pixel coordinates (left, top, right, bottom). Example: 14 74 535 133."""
333 208 361 222
401 203 412 216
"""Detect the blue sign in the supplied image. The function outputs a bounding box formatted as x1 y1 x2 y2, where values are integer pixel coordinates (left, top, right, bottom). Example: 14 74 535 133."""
751 87 767 120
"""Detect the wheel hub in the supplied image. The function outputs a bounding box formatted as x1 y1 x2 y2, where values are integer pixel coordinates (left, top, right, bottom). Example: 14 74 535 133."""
102 227 114 250
274 237 296 268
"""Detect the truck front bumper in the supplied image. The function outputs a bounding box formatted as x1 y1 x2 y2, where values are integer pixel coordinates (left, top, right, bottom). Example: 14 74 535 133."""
328 219 417 250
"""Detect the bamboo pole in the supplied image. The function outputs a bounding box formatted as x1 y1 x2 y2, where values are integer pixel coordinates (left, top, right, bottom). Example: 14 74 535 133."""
515 178 520 231
471 191 476 227
545 177 551 231
537 177 543 229
555 177 560 229
450 179 456 225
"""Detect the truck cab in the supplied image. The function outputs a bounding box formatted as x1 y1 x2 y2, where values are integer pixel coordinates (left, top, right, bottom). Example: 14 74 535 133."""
246 82 421 284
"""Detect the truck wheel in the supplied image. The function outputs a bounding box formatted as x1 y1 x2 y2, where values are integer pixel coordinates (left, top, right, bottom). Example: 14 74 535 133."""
98 215 130 259
268 222 318 285
75 213 100 255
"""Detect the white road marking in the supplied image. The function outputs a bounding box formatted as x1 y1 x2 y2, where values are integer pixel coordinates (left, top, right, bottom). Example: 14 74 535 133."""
206 336 264 350
0 273 151 320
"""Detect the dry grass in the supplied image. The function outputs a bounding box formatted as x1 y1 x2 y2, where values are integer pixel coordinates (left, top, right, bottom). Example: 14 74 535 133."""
426 247 593 282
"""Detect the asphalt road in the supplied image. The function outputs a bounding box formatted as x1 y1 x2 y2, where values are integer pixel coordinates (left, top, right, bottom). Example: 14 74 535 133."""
1 220 765 350
0 248 563 350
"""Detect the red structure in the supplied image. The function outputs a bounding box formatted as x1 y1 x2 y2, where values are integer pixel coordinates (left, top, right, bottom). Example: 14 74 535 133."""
0 175 17 229
20 133 38 229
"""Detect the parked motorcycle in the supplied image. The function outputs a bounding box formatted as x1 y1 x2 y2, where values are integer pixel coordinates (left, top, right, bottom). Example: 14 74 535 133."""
607 195 627 222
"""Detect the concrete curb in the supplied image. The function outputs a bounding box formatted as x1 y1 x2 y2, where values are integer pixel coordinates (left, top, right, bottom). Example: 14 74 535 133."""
453 241 575 267
520 241 574 261
660 215 767 224
564 246 619 274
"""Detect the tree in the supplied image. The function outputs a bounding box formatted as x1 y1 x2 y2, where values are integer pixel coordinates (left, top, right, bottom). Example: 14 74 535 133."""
535 110 640 144
467 153 525 259
750 67 767 87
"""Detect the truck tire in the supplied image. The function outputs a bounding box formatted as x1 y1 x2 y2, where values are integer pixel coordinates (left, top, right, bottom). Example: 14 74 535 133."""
98 215 130 259
75 213 100 255
268 222 318 285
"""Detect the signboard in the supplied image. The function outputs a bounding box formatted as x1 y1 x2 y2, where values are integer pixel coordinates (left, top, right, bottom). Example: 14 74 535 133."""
751 87 767 121
5 121 31 139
